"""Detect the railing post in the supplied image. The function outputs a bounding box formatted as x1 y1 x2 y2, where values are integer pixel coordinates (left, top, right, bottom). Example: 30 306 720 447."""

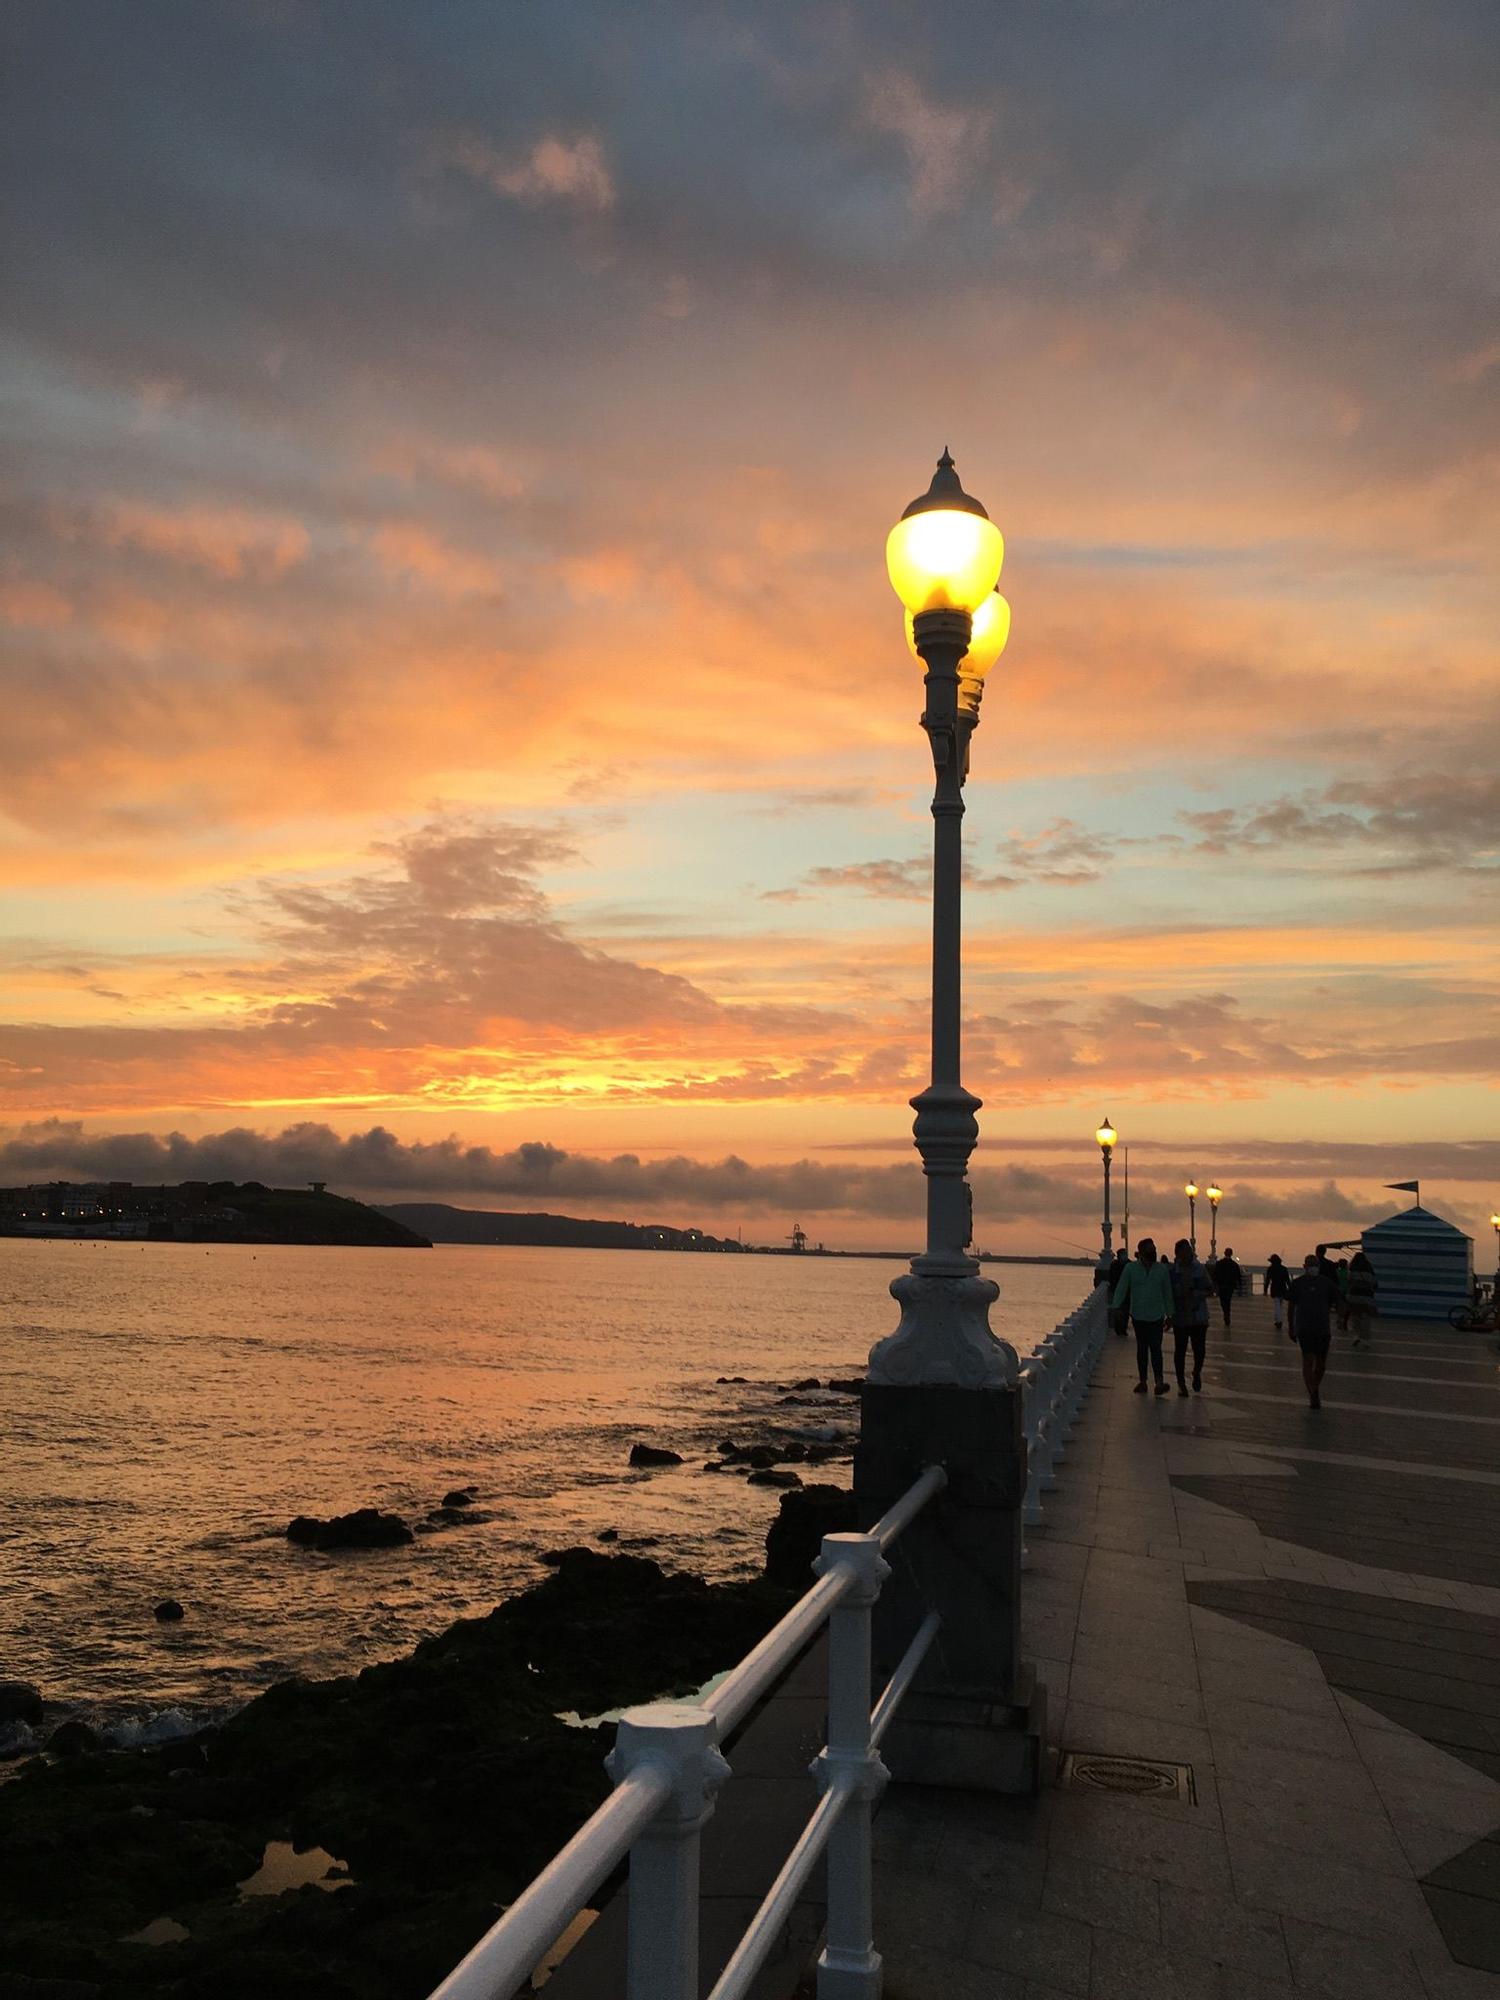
814 1533 891 2000
606 1703 731 2000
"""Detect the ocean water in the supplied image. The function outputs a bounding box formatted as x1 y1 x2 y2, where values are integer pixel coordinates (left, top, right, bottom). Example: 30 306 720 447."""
0 1239 1089 1739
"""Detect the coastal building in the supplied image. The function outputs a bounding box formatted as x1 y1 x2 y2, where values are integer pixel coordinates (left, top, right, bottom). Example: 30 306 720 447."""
1360 1202 1473 1320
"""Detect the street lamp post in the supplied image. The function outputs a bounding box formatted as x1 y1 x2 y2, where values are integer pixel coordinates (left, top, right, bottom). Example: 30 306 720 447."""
868 450 1013 1389
1491 1212 1499 1289
1095 1119 1117 1281
860 453 1043 1796
1185 1180 1198 1254
1206 1184 1222 1261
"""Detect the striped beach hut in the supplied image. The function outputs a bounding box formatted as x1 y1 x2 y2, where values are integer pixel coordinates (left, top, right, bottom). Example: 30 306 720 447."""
1360 1205 1473 1321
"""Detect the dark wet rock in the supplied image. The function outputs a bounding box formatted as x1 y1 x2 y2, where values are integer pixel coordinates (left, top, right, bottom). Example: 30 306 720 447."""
792 1377 822 1390
714 1375 749 1383
596 1528 618 1542
0 1682 44 1726
285 1509 413 1550
781 1442 807 1462
745 1445 780 1469
747 1469 802 1489
441 1489 477 1509
826 1378 864 1394
763 1483 859 1589
153 1599 185 1622
619 1536 660 1548
805 1444 839 1464
699 1462 724 1473
627 1443 683 1467
0 1550 794 1999
46 1719 102 1758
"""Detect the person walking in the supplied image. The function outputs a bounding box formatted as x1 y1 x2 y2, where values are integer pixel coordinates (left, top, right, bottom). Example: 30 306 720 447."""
1213 1247 1242 1329
1347 1251 1379 1346
1334 1258 1351 1332
1113 1237 1174 1396
1288 1252 1337 1409
1169 1237 1212 1395
1106 1247 1130 1335
1265 1253 1290 1331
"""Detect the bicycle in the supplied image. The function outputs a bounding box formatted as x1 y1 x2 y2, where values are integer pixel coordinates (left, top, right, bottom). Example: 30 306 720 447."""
1448 1298 1498 1332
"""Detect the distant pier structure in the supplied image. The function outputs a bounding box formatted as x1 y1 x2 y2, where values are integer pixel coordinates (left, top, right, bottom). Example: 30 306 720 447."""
1361 1203 1472 1319
787 1222 808 1254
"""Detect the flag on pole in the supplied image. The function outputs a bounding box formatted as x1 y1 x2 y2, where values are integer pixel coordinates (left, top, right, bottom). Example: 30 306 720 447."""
1386 1180 1420 1194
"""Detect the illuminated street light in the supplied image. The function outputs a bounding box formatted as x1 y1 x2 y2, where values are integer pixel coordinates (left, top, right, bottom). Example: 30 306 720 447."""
1095 1118 1117 1280
869 450 1011 1389
1185 1180 1198 1253
1206 1183 1223 1260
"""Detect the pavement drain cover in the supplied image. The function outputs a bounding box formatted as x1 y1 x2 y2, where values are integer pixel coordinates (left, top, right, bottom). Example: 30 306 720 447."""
1058 1752 1196 1803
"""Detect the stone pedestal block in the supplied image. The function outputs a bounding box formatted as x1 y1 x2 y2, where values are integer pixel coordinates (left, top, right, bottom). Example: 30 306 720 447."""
855 1381 1043 1794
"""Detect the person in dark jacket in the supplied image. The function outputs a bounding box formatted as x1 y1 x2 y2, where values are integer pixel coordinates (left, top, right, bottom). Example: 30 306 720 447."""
1265 1253 1290 1331
1213 1249 1242 1328
1288 1252 1338 1408
1112 1238 1174 1395
1169 1239 1213 1395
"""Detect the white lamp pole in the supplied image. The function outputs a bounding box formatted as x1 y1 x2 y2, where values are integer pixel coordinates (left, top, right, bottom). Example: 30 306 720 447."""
869 451 1014 1389
1095 1119 1117 1280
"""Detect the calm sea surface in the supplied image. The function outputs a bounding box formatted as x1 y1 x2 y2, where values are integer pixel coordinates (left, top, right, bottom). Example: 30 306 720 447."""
0 1240 1089 1740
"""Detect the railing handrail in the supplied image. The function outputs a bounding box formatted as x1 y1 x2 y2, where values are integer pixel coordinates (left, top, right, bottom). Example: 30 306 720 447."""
426 1766 671 2000
426 1461 951 2000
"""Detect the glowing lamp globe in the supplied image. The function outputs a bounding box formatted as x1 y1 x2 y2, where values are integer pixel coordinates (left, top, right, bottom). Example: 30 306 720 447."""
1207 1184 1222 1206
1096 1118 1117 1152
887 450 1004 616
1185 1181 1198 1199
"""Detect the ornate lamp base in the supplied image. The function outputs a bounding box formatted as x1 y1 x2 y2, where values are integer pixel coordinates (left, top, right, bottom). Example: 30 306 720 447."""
869 1266 1017 1389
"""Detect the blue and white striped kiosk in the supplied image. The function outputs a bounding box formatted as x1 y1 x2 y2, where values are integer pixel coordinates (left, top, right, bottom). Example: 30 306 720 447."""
1361 1204 1473 1321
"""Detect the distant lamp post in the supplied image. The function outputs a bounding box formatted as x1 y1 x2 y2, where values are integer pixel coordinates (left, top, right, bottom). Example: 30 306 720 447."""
1491 1212 1499 1283
1095 1118 1117 1280
1185 1180 1198 1253
868 449 1012 1388
1206 1184 1222 1260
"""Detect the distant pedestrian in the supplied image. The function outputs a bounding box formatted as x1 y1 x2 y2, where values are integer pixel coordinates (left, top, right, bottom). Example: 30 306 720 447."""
1113 1237 1174 1396
1213 1248 1242 1328
1265 1253 1290 1331
1106 1248 1130 1336
1288 1252 1338 1409
1169 1238 1212 1396
1347 1251 1378 1346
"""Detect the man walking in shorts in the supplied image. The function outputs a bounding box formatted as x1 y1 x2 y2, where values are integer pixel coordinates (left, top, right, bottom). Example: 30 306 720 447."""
1288 1253 1337 1409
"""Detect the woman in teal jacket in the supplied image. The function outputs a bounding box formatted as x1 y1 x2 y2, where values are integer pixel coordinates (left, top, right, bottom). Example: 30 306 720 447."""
1112 1237 1174 1395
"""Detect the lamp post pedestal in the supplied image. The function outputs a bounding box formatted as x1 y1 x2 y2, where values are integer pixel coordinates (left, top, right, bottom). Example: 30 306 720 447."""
856 579 1038 1794
856 1380 1043 1795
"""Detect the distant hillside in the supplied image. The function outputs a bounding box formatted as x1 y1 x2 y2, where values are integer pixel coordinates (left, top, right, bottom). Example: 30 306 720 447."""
220 1186 432 1248
0 1180 430 1249
377 1203 743 1252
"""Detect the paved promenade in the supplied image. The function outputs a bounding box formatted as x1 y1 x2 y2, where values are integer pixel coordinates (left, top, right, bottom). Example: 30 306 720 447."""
871 1292 1500 1999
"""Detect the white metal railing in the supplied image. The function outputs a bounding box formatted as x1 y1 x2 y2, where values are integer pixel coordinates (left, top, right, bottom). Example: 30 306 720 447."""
1019 1282 1109 1555
428 1470 948 2000
428 1290 1105 2000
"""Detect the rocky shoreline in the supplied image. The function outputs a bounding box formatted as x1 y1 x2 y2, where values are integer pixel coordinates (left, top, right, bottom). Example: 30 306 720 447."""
0 1488 855 2000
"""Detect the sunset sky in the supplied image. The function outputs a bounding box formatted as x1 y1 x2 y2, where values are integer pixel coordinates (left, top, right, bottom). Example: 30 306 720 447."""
3 1 1497 1256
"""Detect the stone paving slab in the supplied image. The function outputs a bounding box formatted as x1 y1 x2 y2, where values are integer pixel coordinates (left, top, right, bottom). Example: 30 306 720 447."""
870 1294 1500 1996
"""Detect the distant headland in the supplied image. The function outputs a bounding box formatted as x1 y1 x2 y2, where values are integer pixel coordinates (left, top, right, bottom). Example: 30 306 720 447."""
0 1180 430 1249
